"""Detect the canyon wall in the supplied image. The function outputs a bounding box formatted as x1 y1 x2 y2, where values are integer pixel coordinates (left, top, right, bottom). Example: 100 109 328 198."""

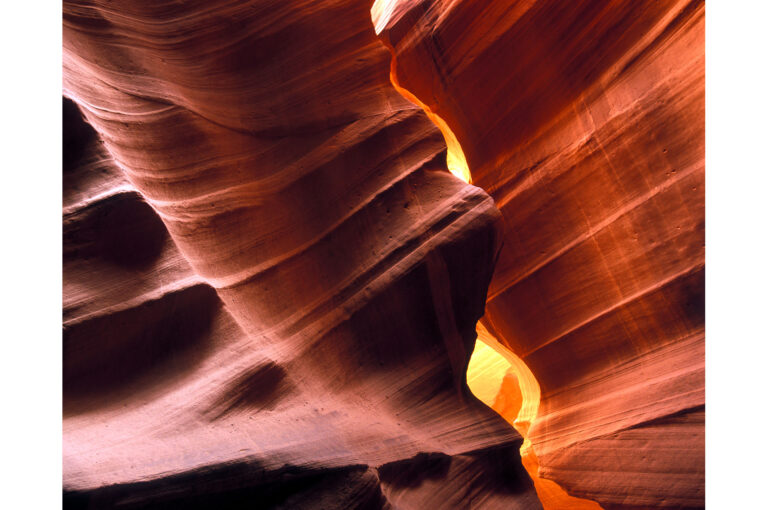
62 0 541 508
63 0 704 508
375 0 704 508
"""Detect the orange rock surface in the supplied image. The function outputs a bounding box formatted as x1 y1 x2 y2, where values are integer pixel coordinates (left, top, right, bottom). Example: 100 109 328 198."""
63 0 704 508
375 0 704 508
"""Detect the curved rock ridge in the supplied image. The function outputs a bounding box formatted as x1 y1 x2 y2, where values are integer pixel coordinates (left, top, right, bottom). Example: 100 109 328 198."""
374 0 704 508
62 1 542 507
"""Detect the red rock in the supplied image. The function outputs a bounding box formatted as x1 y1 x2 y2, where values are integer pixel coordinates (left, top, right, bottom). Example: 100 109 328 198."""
376 0 704 508
63 0 705 508
62 1 538 508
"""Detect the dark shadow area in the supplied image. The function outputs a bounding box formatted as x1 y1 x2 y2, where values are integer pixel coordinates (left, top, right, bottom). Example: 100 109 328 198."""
63 284 219 415
376 441 542 508
463 440 533 496
205 361 295 420
63 461 389 510
679 267 705 327
377 441 531 495
62 94 129 211
377 452 452 489
63 97 96 173
94 192 168 269
63 191 168 270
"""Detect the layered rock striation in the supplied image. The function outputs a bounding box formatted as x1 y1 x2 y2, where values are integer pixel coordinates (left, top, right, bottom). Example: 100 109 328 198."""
63 0 541 508
374 0 704 508
63 0 704 508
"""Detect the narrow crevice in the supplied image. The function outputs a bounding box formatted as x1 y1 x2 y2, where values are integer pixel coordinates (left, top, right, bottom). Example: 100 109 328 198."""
368 3 604 508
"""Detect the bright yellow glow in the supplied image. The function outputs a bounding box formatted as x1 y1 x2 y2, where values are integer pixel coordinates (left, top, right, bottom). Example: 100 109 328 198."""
386 62 472 183
373 0 470 183
468 324 603 510
466 338 516 406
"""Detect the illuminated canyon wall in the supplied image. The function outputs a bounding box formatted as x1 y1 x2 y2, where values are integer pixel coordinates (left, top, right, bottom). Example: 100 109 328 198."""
375 0 705 508
63 0 704 508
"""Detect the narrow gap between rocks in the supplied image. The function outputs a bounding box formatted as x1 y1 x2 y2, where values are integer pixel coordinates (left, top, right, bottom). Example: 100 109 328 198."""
369 2 603 508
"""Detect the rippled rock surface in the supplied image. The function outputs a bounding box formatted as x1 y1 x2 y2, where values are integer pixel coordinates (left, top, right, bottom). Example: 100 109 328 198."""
63 0 704 508
375 0 704 508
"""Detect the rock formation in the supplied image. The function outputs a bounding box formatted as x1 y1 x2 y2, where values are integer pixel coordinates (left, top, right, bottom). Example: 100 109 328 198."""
63 0 704 508
375 0 704 508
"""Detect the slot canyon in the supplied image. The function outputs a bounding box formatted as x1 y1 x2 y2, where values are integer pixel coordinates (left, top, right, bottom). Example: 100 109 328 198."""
62 0 704 509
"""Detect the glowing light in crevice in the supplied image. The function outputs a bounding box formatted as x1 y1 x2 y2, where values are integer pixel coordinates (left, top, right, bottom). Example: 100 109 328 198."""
372 1 471 184
388 80 472 183
468 324 602 510
371 6 603 505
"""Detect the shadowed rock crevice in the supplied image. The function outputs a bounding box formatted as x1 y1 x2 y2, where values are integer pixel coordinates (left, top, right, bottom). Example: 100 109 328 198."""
376 442 543 509
377 452 452 488
63 97 97 173
63 462 389 510
63 284 220 415
204 361 295 420
63 191 168 270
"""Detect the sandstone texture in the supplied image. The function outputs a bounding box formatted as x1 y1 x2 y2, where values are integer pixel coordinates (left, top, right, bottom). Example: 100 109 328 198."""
63 0 704 508
63 0 538 508
375 0 704 508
